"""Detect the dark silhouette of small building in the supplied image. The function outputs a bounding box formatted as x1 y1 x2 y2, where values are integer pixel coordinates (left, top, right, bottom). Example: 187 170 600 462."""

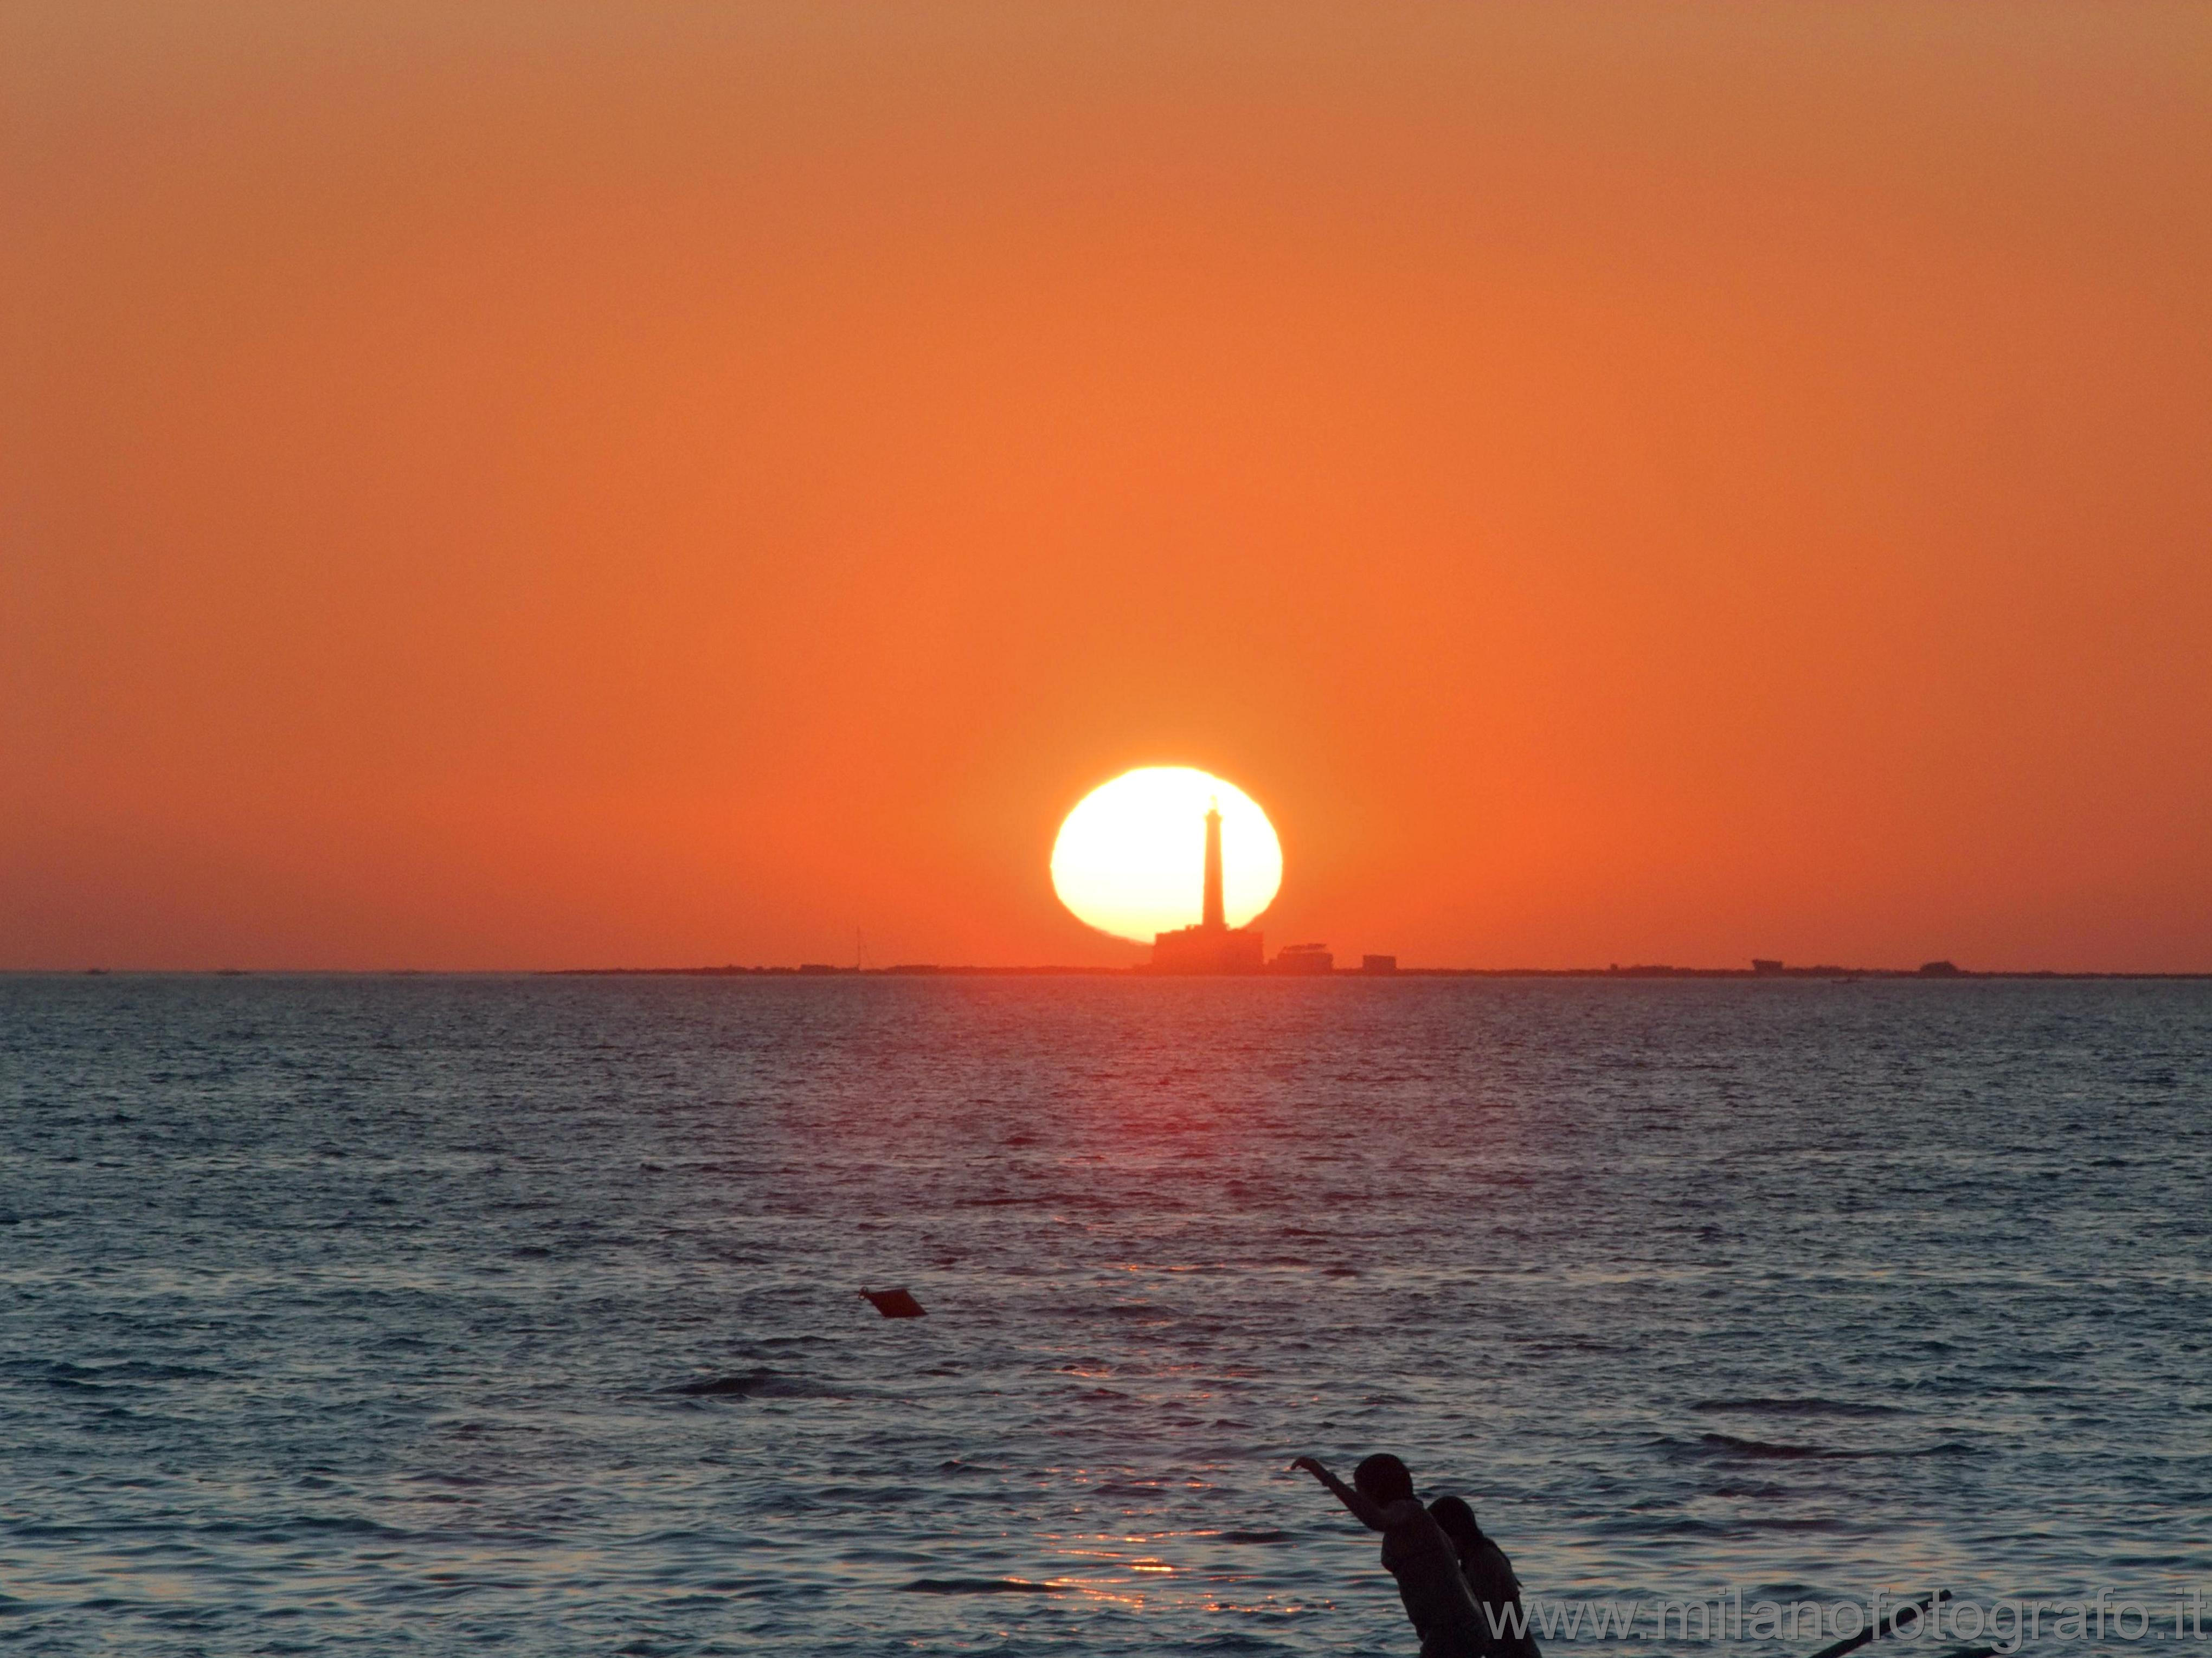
1361 954 1397 975
1150 801 1265 973
1752 958 1785 975
1271 943 1333 973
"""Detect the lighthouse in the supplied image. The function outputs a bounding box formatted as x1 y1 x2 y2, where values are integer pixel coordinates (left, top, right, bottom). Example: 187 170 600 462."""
1200 801 1226 931
1149 798 1265 973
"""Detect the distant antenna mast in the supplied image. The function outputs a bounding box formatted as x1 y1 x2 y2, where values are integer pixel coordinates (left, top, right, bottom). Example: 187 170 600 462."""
854 928 873 972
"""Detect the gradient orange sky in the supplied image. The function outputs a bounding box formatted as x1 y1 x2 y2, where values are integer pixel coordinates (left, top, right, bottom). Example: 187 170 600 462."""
7 3 2210 971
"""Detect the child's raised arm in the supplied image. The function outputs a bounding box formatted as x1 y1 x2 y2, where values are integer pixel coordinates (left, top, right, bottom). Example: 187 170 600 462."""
1291 1456 1394 1532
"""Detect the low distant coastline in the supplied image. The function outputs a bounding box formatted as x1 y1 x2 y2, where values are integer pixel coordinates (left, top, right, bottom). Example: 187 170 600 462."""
544 962 2212 980
24 964 2211 980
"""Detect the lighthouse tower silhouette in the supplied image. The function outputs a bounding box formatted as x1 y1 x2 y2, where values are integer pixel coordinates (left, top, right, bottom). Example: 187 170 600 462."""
1149 798 1265 973
1200 800 1226 930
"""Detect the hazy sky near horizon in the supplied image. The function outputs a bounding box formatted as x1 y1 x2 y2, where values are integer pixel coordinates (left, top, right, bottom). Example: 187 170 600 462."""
7 3 2210 970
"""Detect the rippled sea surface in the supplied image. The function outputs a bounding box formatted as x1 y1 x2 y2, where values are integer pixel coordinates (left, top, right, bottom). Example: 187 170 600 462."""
3 975 2209 1655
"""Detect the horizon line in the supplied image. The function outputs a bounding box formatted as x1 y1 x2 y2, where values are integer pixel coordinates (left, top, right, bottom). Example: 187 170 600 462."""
15 964 2212 980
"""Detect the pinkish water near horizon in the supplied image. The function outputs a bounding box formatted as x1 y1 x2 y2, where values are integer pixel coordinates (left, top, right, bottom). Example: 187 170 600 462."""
3 975 2207 1654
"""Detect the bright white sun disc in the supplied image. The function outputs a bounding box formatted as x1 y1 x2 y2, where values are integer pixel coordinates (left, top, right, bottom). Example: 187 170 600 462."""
1050 767 1282 943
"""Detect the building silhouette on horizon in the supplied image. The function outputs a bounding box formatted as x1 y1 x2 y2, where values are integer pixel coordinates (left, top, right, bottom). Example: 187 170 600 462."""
1148 801 1266 973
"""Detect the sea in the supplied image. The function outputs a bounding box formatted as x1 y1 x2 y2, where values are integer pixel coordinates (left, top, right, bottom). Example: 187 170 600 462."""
2 974 2207 1656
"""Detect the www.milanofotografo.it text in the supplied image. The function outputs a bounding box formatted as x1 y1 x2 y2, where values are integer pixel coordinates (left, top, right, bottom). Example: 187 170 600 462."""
1486 1587 2209 1649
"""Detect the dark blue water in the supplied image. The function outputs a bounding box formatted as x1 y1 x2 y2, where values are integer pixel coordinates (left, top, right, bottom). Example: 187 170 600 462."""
3 976 2208 1654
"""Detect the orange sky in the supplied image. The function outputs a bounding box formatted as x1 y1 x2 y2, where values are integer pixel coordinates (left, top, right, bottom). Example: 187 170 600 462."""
6 3 2210 971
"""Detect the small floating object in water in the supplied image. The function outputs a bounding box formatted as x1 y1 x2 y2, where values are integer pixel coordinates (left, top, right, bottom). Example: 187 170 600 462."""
860 1287 925 1318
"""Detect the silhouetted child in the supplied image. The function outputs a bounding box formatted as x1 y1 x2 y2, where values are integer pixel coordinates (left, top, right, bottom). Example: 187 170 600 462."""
1293 1453 1488 1658
1428 1495 1540 1658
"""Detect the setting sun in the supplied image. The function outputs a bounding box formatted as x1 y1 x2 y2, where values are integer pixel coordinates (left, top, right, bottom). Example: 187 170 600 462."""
1050 768 1283 944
